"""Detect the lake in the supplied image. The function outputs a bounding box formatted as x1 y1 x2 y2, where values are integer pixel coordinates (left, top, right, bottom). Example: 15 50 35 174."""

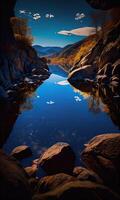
3 65 120 167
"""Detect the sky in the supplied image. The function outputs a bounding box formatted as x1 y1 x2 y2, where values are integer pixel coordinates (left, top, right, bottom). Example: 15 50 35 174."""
15 0 96 47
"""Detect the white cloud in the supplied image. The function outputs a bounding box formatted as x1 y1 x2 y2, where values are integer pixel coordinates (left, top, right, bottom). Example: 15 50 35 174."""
74 96 82 102
19 10 26 14
56 80 69 86
45 13 54 19
46 101 55 105
75 13 85 20
33 13 41 20
19 10 41 21
58 27 100 36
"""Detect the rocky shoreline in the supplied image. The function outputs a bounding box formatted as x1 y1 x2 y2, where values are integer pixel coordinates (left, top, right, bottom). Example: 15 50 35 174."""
0 46 50 101
1 133 120 200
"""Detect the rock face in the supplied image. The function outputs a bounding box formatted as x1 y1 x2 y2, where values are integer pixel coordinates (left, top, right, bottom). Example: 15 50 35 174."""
10 145 32 160
68 20 120 86
0 150 31 200
0 1 50 100
38 143 75 175
81 134 120 191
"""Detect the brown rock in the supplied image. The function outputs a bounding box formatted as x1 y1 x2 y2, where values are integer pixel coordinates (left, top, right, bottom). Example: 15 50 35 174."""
38 142 75 175
36 173 76 194
25 164 38 177
0 150 31 200
81 134 120 190
33 180 120 200
10 145 32 160
73 166 102 183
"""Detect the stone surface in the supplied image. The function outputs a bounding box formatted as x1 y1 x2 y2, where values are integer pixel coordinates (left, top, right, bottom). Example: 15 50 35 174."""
73 166 102 183
0 150 31 200
38 142 75 175
25 164 38 177
10 145 32 160
36 173 76 194
81 134 120 190
33 180 120 200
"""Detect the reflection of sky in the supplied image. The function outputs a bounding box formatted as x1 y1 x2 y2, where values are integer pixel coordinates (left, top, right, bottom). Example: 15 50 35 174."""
4 65 120 167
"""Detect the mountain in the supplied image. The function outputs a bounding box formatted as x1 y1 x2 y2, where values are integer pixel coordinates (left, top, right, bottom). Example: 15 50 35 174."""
33 45 62 57
51 35 96 71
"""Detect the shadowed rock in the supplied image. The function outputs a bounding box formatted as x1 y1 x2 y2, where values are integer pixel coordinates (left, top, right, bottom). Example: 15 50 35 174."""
0 150 32 200
81 134 120 191
73 166 102 183
36 173 76 194
33 180 120 200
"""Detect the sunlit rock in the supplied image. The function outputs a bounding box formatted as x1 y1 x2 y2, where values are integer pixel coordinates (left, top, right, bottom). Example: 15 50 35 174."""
38 142 75 175
10 145 32 160
25 164 38 177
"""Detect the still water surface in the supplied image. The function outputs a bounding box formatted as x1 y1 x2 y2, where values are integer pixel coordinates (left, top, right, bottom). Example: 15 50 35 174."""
4 65 120 166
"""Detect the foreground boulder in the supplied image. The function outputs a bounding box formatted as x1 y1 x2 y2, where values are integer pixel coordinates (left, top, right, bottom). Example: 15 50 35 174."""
81 134 120 191
33 180 120 200
25 164 38 177
38 143 75 175
0 150 31 200
10 145 32 160
36 173 76 194
73 166 102 183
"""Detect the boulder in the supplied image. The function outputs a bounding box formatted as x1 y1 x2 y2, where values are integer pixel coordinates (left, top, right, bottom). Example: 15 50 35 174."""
0 150 31 200
73 166 102 183
33 180 120 200
10 145 32 160
68 64 96 84
36 173 76 194
38 142 75 175
81 134 120 190
25 164 38 177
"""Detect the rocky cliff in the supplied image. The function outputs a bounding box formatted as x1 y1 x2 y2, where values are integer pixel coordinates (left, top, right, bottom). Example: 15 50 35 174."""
0 0 50 100
68 1 120 88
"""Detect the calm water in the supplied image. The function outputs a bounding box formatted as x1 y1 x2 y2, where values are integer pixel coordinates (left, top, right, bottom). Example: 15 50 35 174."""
3 65 120 166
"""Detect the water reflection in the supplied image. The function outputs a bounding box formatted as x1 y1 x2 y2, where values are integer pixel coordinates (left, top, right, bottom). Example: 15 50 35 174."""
70 82 120 129
1 65 120 167
0 85 39 147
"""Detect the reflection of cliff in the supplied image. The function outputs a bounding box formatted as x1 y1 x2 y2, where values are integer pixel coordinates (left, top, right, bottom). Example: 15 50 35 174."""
98 86 120 129
0 101 19 147
71 81 120 129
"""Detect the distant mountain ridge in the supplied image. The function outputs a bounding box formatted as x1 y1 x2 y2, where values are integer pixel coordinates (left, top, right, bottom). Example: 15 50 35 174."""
33 45 62 57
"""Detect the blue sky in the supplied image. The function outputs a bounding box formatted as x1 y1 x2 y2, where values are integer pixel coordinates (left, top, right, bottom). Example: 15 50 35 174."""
15 0 96 47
